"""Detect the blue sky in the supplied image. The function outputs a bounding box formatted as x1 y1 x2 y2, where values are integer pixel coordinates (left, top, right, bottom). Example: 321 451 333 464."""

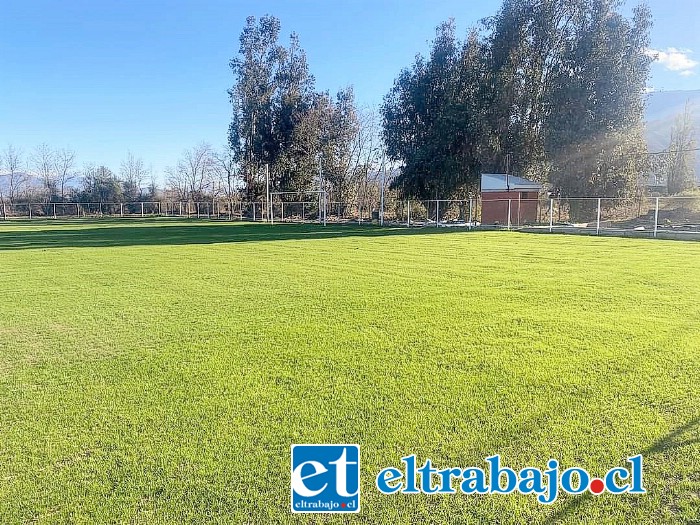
1 0 699 181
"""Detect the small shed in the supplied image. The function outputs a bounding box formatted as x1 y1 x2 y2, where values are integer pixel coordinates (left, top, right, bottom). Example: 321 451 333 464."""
480 174 543 225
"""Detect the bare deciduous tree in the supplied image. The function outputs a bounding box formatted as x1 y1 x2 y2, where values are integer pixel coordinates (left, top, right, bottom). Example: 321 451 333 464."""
351 108 384 216
120 151 150 200
54 148 76 201
167 143 215 200
1 145 28 203
212 148 239 201
31 143 57 200
165 165 186 200
666 101 697 195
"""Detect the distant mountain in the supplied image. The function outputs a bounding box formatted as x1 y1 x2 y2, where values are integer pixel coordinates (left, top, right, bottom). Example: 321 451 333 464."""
644 89 700 182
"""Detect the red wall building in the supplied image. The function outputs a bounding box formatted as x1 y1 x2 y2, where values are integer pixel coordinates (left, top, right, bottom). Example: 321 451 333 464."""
480 174 543 226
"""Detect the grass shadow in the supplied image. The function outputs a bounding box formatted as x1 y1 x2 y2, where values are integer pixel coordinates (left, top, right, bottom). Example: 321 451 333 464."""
548 417 700 523
0 219 468 251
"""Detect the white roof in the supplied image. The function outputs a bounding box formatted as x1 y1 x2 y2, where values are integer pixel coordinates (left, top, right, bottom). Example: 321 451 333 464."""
481 173 543 192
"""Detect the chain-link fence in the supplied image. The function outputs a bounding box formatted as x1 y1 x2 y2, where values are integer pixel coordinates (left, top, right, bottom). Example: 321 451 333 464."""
2 195 699 239
0 201 268 221
538 196 700 238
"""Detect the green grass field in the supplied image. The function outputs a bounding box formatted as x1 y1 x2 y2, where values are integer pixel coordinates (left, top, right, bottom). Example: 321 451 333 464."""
0 219 698 524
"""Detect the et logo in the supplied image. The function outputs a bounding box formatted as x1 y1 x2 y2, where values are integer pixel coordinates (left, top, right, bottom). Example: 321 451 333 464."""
291 444 360 513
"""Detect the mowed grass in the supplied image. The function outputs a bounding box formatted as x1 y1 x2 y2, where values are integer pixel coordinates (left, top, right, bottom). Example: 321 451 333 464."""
0 219 698 524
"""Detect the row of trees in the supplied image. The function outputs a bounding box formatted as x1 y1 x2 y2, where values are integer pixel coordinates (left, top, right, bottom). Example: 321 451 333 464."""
0 144 158 204
1 15 384 210
224 6 697 220
0 144 78 203
2 4 696 211
227 15 383 208
0 138 385 207
382 0 653 212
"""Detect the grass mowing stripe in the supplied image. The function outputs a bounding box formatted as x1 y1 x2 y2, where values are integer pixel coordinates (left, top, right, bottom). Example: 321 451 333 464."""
0 220 698 523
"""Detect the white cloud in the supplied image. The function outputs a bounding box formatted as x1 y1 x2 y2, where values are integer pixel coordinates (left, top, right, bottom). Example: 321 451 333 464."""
646 47 699 76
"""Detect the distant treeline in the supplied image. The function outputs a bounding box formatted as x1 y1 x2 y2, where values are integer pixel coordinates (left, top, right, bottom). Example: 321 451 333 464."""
2 1 697 221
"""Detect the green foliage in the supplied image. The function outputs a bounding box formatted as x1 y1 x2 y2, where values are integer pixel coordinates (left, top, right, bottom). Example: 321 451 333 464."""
229 16 359 200
314 88 360 202
1 221 699 523
383 22 490 199
228 15 288 198
544 1 652 206
120 179 141 202
383 0 653 211
75 166 122 203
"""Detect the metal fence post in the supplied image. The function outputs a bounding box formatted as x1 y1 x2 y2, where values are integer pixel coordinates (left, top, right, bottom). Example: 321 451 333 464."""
469 198 473 230
53 203 57 219
141 202 144 217
1 202 5 220
436 200 440 227
654 197 659 238
596 198 601 235
549 198 554 233
29 204 32 219
507 199 511 230
380 194 384 226
380 167 385 226
407 200 411 227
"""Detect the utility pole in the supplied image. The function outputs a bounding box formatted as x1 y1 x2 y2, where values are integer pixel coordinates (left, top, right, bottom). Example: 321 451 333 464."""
505 153 511 192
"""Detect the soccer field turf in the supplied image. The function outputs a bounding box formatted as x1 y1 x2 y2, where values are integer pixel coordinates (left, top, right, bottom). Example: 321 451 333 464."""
0 219 698 523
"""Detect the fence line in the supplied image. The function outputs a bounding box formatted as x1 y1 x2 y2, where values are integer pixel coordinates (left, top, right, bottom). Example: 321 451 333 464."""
2 196 699 238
